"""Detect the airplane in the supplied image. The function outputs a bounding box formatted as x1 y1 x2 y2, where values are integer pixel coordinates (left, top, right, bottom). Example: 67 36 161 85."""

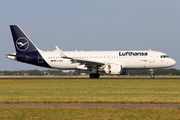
6 25 176 78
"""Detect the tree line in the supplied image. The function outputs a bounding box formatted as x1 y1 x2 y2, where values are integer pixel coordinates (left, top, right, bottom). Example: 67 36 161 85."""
0 68 179 76
0 68 180 76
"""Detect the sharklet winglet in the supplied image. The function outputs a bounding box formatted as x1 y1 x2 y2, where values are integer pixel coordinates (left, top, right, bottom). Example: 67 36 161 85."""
55 46 69 58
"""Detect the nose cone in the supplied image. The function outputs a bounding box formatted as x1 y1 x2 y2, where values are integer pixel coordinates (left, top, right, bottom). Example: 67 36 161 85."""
170 58 176 67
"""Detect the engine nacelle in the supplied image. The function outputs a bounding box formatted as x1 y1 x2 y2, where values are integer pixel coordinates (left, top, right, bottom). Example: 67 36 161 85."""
104 64 126 75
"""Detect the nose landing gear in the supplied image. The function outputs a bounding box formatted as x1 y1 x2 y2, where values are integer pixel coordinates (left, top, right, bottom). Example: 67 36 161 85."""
150 69 155 79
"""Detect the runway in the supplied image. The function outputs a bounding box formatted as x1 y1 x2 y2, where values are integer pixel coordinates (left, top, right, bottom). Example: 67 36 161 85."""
0 77 180 80
0 104 180 108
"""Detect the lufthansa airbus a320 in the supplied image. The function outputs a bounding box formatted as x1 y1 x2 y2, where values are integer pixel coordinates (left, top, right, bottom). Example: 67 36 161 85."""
6 25 176 78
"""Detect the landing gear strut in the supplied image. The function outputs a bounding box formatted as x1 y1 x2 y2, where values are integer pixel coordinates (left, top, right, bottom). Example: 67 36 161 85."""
150 69 155 79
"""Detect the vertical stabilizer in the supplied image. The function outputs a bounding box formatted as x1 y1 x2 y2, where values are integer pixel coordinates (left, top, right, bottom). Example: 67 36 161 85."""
10 25 38 53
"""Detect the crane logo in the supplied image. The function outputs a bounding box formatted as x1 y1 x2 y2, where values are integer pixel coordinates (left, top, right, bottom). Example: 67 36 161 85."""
16 37 29 51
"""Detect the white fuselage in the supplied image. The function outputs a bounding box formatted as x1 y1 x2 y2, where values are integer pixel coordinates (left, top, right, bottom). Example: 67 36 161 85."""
38 50 176 70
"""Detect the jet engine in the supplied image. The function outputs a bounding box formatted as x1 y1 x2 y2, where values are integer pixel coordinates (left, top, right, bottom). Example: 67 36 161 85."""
104 64 126 75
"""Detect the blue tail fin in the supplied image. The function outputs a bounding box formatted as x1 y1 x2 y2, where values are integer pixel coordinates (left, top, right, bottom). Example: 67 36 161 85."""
10 25 38 53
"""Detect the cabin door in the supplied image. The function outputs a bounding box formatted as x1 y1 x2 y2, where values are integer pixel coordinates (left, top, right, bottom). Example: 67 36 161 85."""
149 52 155 62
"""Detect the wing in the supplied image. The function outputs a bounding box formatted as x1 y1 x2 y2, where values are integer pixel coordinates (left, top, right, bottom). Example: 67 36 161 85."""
55 46 105 69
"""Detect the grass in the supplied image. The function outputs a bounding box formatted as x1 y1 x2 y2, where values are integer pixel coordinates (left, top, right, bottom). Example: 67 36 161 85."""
0 107 180 120
0 79 180 104
0 78 180 119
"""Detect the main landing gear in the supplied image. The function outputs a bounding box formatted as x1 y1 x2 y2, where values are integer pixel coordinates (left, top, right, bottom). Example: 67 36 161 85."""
150 69 155 79
89 68 100 78
89 73 100 78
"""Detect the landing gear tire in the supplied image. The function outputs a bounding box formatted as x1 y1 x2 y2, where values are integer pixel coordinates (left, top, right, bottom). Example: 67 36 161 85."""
151 75 155 79
94 73 100 78
89 73 100 78
90 73 95 78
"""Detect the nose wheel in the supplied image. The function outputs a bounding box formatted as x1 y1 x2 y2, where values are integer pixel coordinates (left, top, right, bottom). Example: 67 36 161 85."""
151 74 155 79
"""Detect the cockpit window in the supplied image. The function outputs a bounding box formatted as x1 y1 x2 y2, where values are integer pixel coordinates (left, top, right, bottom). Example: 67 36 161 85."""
160 55 169 58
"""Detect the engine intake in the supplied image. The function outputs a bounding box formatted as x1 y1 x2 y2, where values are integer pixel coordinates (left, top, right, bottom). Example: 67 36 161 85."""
104 64 126 75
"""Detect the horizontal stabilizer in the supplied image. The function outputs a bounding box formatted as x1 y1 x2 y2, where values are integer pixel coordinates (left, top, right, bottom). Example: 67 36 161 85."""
6 54 29 60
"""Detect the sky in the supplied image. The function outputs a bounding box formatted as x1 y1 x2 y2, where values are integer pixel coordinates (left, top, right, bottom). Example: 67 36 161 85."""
0 0 180 70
